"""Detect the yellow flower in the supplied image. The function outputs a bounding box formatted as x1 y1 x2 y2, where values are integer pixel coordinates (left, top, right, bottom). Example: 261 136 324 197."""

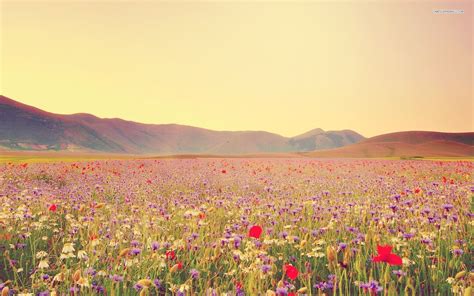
35 251 48 259
77 250 88 259
77 277 89 287
38 260 49 269
455 271 466 280
52 272 64 283
61 243 75 254
137 279 152 287
464 287 471 296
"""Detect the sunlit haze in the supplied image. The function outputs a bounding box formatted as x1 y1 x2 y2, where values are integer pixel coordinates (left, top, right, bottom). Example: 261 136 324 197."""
1 0 472 137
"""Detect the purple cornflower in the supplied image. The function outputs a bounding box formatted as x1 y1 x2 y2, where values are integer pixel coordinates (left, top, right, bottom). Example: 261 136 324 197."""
359 280 383 294
338 242 347 251
392 269 407 277
234 237 242 249
261 264 272 274
130 248 141 255
190 269 200 279
153 279 162 288
421 238 432 245
111 274 124 282
276 287 288 295
442 204 454 211
133 284 143 291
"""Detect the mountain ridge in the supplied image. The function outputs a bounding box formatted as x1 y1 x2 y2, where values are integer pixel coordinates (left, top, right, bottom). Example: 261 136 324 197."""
304 131 473 158
0 95 365 154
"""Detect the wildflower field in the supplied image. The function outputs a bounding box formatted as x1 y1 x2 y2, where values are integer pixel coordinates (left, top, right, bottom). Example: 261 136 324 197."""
0 158 472 295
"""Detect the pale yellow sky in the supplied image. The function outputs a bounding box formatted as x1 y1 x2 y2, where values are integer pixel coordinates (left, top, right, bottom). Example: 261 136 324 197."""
1 0 472 137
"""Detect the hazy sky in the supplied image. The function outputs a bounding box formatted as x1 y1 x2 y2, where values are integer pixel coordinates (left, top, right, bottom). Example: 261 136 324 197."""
1 0 472 137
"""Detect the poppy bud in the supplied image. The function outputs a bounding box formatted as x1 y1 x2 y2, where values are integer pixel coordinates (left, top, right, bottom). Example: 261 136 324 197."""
455 270 466 280
297 287 308 294
343 249 351 265
300 240 307 248
1 287 9 296
139 287 148 296
170 264 180 273
137 279 152 287
72 269 81 282
119 248 131 258
327 246 336 263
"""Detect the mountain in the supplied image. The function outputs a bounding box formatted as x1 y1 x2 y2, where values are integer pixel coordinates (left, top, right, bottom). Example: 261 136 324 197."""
0 96 124 152
304 131 474 158
0 95 365 154
290 129 365 151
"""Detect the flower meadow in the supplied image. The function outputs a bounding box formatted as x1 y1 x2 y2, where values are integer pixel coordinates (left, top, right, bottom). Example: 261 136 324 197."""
0 158 472 296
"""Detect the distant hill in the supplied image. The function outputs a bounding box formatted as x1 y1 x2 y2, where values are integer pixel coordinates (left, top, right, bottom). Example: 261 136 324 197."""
290 128 365 151
304 131 474 158
0 95 365 154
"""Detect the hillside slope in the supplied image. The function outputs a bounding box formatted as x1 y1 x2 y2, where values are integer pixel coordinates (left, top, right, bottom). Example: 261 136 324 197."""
305 131 473 158
0 95 365 154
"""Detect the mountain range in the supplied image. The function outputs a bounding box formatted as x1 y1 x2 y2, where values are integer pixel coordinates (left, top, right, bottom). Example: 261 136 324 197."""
304 131 473 158
1 95 472 157
0 95 365 154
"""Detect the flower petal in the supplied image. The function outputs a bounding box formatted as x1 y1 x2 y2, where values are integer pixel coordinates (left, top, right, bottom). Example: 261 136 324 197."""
377 245 392 255
388 254 403 266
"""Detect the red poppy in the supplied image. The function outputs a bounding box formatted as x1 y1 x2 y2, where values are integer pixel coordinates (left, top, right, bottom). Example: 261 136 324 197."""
48 204 57 212
177 261 183 270
234 281 243 290
248 225 263 239
284 264 299 280
288 293 296 296
414 188 420 194
166 250 176 260
221 169 227 174
372 245 402 266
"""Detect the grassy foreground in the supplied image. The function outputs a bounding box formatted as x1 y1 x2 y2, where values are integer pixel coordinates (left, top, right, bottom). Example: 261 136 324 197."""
0 158 472 295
